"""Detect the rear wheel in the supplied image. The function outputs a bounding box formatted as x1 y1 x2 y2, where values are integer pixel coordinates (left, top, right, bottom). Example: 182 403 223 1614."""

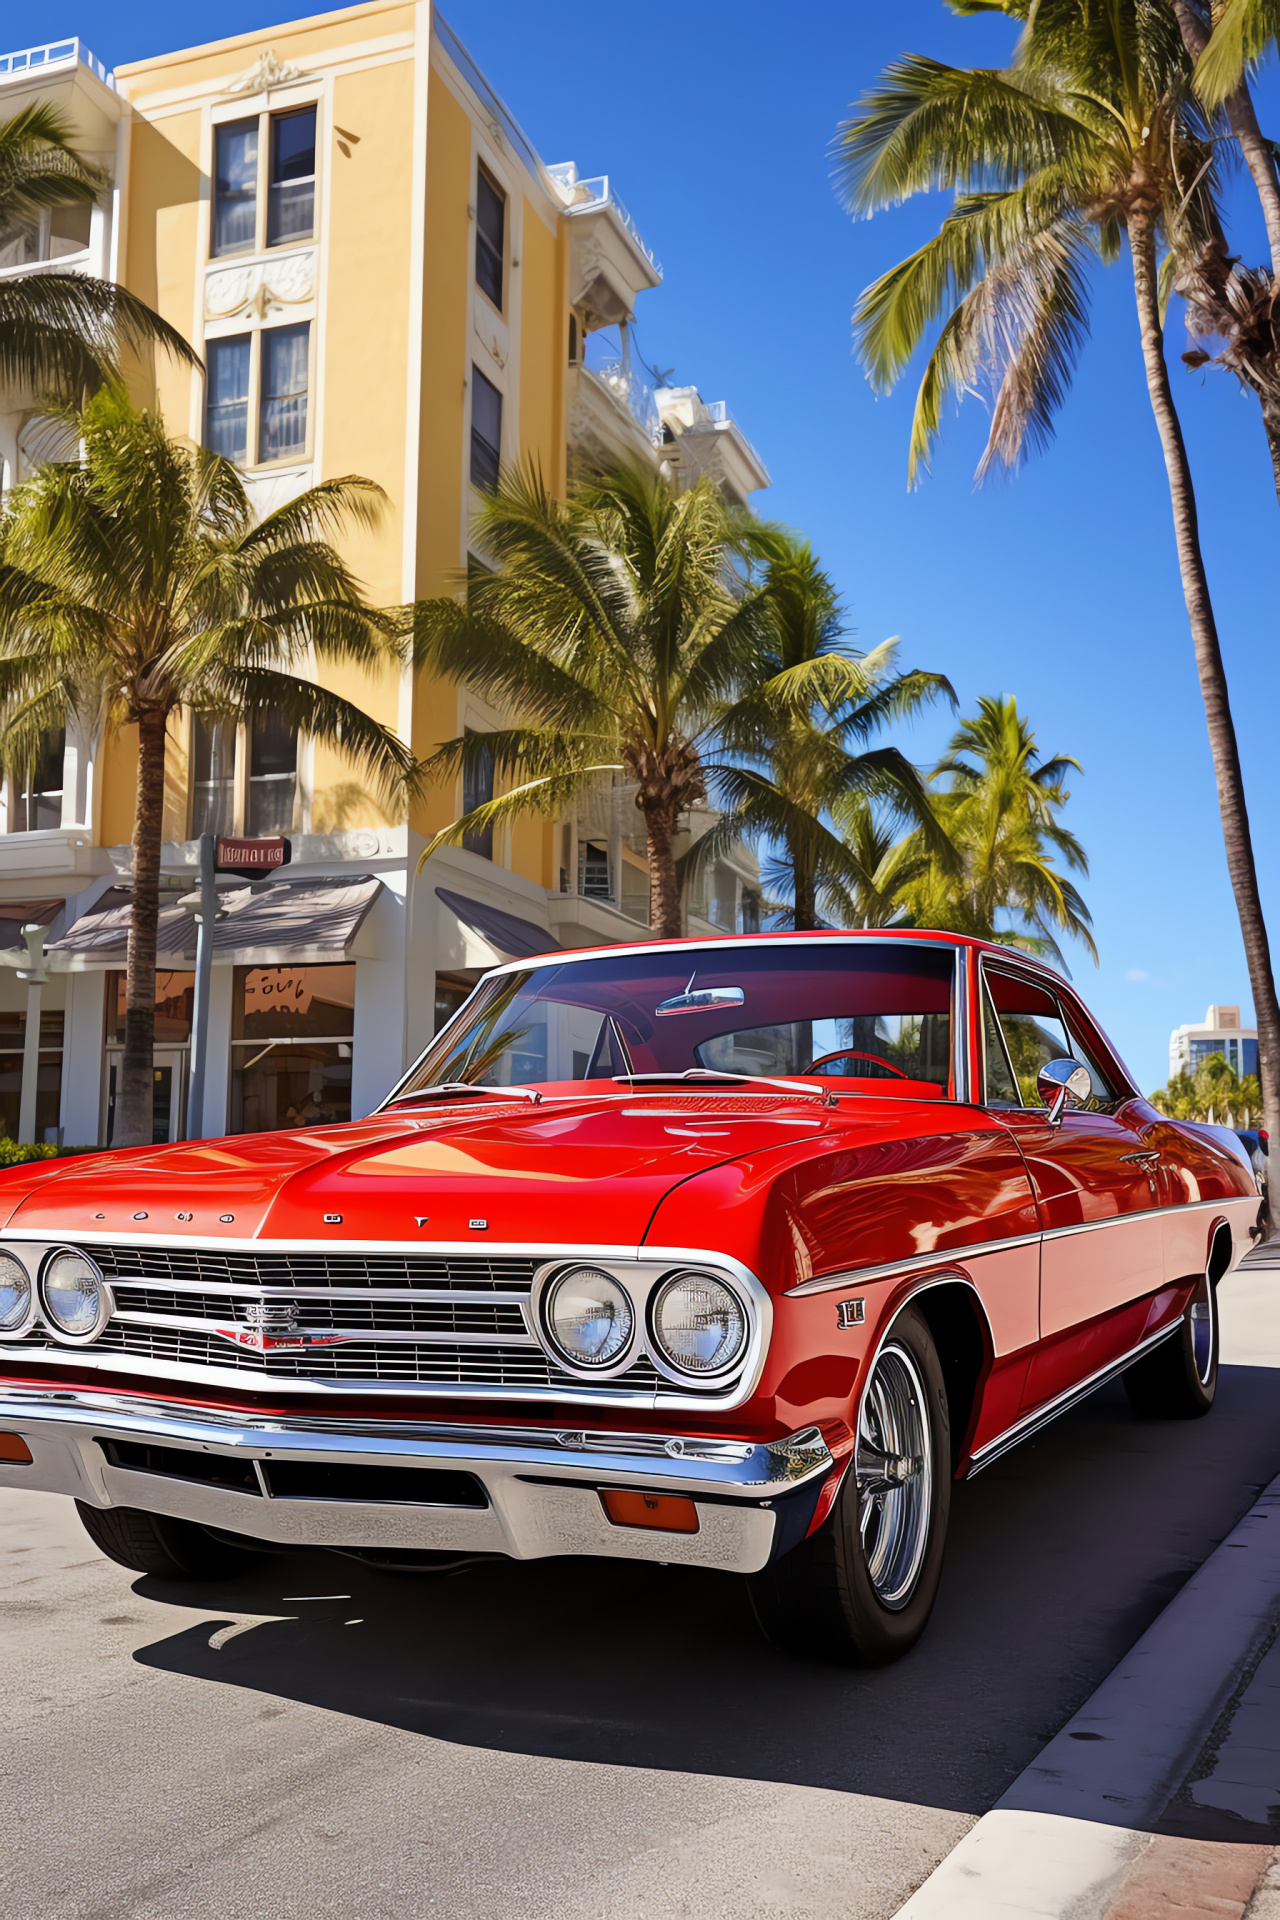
75 1502 265 1579
748 1306 951 1665
1122 1269 1218 1419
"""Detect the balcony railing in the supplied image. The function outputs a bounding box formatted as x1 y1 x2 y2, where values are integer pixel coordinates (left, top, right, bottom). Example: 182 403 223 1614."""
0 39 112 87
702 399 767 473
593 361 660 443
546 164 661 276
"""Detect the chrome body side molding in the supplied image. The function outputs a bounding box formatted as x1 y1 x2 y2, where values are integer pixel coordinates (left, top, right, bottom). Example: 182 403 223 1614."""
963 1322 1181 1478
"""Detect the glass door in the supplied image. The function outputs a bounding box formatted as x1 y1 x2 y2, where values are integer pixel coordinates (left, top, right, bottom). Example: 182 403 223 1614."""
105 1048 187 1145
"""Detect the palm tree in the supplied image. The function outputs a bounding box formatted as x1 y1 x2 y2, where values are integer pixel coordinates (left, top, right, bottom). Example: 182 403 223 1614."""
0 103 196 401
823 797 932 930
1164 2 1280 500
690 533 954 930
835 0 1280 1138
412 463 772 938
899 697 1096 964
0 392 416 1146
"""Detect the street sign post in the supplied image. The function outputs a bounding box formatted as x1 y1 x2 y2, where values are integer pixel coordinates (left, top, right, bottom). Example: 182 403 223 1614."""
185 837 290 1138
186 833 217 1141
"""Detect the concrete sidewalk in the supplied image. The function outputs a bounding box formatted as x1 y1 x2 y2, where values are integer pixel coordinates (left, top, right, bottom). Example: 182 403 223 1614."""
891 1246 1280 1919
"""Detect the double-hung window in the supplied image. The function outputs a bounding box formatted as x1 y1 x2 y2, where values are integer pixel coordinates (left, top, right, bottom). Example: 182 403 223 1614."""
206 337 251 463
462 736 495 859
475 166 505 308
205 325 310 467
212 106 317 257
189 711 298 838
259 324 309 462
248 711 298 834
0 203 92 271
268 111 317 245
470 367 502 490
11 729 65 832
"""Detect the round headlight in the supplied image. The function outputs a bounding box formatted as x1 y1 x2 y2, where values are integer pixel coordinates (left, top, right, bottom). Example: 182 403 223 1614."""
40 1249 107 1341
651 1271 747 1377
543 1265 634 1370
0 1250 32 1333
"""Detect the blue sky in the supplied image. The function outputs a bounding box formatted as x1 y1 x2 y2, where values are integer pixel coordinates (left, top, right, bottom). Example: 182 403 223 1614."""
25 0 1280 1093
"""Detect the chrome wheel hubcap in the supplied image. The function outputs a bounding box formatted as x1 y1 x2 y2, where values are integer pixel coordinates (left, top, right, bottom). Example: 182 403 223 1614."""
855 1342 933 1610
1191 1272 1215 1385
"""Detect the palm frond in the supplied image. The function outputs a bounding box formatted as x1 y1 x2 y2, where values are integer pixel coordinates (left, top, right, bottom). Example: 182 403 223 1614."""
1195 0 1280 107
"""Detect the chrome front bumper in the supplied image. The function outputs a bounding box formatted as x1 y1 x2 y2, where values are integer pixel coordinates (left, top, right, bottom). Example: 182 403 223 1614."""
0 1387 836 1575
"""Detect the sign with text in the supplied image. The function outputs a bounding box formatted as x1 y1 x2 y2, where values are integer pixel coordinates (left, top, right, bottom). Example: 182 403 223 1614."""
216 836 291 874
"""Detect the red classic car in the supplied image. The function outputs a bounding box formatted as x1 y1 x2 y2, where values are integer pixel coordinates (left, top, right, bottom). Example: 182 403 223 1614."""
0 932 1262 1664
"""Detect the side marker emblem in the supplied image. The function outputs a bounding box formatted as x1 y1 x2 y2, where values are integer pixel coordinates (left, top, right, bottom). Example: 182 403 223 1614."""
469 1218 488 1231
176 1212 193 1223
219 1214 235 1224
323 1213 343 1225
413 1216 429 1227
835 1298 865 1330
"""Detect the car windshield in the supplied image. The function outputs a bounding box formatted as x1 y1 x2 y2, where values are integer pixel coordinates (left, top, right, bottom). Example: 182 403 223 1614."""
392 940 958 1101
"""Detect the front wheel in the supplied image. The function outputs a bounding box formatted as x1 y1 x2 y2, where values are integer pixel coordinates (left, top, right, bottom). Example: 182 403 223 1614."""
75 1501 265 1579
748 1306 951 1665
1122 1269 1218 1419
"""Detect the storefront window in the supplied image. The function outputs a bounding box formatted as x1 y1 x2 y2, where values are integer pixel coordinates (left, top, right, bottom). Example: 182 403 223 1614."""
0 1008 64 1142
105 972 195 1044
230 964 355 1132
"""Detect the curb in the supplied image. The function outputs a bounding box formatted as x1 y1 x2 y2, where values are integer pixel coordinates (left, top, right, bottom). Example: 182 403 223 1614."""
892 1469 1280 1917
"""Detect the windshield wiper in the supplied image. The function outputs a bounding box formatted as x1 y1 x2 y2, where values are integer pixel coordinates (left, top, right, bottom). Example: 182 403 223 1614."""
384 1082 542 1109
613 1069 834 1106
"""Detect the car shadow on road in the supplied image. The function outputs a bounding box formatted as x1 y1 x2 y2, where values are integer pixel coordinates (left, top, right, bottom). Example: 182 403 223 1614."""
131 1367 1280 1816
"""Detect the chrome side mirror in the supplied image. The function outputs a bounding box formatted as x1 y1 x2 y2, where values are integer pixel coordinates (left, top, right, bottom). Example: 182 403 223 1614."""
1037 1058 1092 1127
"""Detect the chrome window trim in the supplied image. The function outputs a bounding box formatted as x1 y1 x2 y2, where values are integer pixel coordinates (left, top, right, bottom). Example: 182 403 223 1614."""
976 952 1138 1108
381 932 970 1111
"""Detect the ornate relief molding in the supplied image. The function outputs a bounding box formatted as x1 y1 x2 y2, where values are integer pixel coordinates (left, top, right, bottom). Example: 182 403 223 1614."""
205 249 315 322
224 50 309 96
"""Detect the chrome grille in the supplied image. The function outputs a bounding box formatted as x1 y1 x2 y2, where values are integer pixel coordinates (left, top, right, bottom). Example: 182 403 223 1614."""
92 1320 661 1391
56 1242 664 1397
92 1246 538 1292
110 1286 527 1337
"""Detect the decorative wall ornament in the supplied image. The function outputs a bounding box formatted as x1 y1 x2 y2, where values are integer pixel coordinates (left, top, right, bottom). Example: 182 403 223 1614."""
224 49 308 96
205 249 316 321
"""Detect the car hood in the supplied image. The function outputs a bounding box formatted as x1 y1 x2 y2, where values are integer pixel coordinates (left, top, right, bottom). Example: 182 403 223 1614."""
0 1093 836 1247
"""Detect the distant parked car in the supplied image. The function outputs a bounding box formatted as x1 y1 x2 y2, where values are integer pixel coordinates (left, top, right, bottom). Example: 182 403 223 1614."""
1236 1129 1269 1227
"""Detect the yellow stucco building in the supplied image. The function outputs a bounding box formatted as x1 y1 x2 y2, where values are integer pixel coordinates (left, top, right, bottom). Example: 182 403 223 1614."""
0 9 768 1145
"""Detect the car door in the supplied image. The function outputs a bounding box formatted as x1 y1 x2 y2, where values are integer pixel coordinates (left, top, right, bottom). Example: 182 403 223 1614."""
979 963 1165 1410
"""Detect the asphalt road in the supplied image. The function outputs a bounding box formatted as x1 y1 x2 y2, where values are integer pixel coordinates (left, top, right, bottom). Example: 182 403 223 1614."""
3 1266 1280 1920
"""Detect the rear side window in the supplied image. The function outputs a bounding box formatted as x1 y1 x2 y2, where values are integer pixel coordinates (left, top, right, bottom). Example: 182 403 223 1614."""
984 969 1116 1108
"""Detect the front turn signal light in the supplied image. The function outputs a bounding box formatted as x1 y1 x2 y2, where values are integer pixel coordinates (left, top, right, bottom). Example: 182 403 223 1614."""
600 1488 699 1533
0 1432 32 1464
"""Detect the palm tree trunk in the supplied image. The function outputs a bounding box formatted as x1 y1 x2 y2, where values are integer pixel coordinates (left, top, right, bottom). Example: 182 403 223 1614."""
642 801 684 938
1171 2 1280 276
1129 209 1280 1148
1173 2 1280 536
792 836 819 932
114 708 168 1147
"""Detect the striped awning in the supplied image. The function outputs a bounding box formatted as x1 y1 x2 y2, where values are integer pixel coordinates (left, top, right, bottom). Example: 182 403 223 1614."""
46 875 382 969
435 886 559 960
